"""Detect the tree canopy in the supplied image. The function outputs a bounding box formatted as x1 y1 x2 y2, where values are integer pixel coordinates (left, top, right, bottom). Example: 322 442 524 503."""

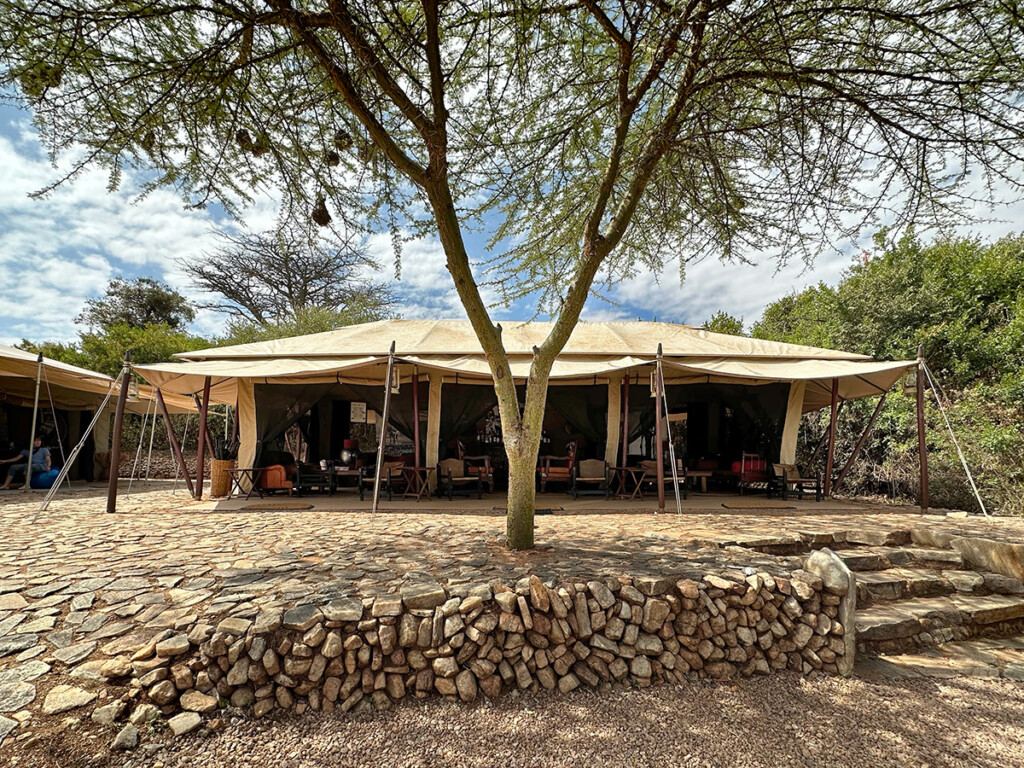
184 226 395 326
752 231 1024 515
76 277 195 331
4 0 1024 546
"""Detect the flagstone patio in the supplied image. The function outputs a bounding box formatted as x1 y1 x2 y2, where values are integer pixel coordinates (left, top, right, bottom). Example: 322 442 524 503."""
1 482 1022 758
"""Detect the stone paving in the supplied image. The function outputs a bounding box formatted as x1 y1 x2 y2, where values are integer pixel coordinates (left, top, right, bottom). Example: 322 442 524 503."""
857 636 1024 680
0 482 1022 755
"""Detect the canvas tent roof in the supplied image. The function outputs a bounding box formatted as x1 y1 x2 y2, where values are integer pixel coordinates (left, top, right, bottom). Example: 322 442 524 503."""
135 319 914 412
1 344 194 414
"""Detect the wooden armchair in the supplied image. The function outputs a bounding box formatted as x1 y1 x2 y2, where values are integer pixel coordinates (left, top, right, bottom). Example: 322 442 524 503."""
572 459 612 499
463 455 494 493
638 458 689 500
360 460 406 501
538 455 574 493
437 458 483 500
737 453 769 495
768 463 821 502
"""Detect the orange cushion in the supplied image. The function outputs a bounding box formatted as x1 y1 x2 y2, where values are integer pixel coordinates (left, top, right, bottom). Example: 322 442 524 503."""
260 465 293 490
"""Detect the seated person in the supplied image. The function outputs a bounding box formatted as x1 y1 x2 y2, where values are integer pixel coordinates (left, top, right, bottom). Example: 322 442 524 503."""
0 437 51 489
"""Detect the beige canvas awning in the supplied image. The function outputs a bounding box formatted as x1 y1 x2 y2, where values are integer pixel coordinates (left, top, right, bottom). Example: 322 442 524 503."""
661 357 916 411
1 344 194 414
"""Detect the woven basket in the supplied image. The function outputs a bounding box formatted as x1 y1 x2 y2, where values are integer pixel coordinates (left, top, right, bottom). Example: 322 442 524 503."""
210 458 235 497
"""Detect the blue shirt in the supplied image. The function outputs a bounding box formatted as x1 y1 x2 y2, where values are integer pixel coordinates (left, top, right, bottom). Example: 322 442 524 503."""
18 447 50 467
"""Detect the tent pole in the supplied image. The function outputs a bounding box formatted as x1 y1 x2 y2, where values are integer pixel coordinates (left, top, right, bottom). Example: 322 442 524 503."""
106 351 132 514
823 378 839 497
916 348 929 511
22 353 44 492
621 374 629 467
145 399 158 481
196 376 211 500
654 349 665 512
834 392 887 493
412 367 421 491
658 352 682 514
156 389 195 498
372 342 397 513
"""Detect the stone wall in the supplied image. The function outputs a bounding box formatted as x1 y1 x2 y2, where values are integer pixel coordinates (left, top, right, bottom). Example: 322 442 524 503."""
98 563 854 724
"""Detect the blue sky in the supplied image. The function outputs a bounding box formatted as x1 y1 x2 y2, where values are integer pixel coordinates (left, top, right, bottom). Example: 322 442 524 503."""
2 102 1022 348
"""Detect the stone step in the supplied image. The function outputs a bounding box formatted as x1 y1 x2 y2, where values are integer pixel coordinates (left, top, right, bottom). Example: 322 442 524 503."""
836 546 963 573
856 636 1024 681
856 594 1024 647
856 568 955 605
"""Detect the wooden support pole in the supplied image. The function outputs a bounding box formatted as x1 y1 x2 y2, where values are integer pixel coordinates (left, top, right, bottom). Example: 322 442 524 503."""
655 349 665 512
823 378 840 497
196 376 211 500
412 368 422 493
156 389 195 498
834 392 887 493
621 374 630 467
917 351 929 511
412 368 421 469
810 400 844 468
106 352 131 514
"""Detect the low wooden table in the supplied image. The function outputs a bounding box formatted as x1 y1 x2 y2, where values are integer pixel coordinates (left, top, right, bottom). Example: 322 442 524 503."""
612 467 647 500
688 469 713 493
226 467 265 500
332 467 363 496
401 466 436 501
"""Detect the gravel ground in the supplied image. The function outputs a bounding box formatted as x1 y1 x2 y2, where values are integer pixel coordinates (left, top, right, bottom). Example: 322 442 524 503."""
19 673 1023 768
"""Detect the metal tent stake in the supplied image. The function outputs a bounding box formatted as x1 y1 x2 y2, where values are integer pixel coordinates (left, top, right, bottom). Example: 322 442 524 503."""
372 342 397 514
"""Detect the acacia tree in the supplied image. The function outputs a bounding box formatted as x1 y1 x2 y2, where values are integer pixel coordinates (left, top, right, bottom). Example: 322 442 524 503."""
184 226 395 325
2 1 1023 548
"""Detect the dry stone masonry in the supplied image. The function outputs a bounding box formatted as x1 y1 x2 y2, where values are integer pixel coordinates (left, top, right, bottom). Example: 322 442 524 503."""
100 562 853 724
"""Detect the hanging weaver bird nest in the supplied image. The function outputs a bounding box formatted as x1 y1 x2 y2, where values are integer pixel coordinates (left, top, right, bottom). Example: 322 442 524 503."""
141 130 157 153
333 129 353 151
357 142 377 167
324 150 340 167
311 195 332 227
235 129 254 152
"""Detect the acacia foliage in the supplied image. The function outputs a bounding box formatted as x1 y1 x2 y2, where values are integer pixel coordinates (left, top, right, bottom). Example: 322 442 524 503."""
752 231 1024 515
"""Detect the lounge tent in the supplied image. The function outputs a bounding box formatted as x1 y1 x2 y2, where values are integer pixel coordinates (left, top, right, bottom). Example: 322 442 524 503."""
135 320 918 502
1 344 194 483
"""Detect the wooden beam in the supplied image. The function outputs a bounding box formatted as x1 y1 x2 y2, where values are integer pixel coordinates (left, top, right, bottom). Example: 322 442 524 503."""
916 352 929 511
834 393 887 493
106 352 131 514
196 376 211 500
823 378 840 497
156 389 195 498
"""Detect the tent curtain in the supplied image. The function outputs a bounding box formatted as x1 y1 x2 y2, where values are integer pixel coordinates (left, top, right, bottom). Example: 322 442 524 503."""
545 384 609 446
438 383 498 451
254 383 335 461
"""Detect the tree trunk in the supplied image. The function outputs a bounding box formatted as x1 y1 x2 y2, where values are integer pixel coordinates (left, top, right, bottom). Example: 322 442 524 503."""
506 447 537 550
